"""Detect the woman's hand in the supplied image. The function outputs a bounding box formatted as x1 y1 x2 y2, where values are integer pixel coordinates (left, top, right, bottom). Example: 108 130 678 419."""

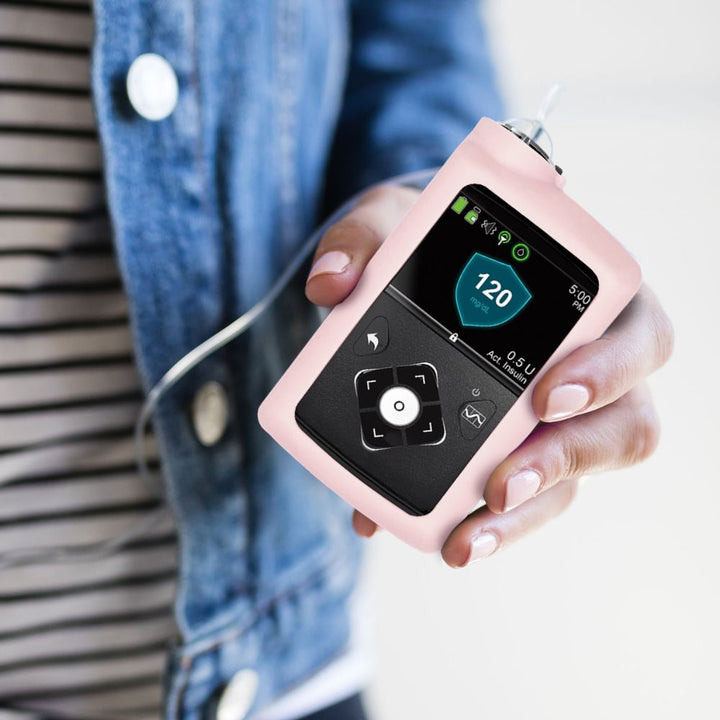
306 185 674 567
439 282 673 567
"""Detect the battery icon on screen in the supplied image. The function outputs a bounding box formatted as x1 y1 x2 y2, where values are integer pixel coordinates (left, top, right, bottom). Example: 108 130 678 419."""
451 196 469 214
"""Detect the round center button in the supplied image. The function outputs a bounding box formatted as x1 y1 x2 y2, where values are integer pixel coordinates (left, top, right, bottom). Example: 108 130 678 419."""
378 386 421 428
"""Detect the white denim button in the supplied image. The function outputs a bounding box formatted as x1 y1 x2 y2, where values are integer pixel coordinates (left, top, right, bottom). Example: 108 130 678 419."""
217 669 259 720
191 381 229 447
126 53 179 121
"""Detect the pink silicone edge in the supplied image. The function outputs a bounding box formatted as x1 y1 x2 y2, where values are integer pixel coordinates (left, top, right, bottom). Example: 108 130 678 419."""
258 118 642 553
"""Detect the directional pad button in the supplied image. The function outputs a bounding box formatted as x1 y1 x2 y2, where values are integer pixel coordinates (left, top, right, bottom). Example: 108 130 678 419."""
397 363 439 402
406 405 445 446
359 412 403 449
355 367 394 409
356 363 445 450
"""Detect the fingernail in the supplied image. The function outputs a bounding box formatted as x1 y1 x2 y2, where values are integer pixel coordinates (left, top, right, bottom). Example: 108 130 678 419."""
467 531 498 564
504 469 542 512
544 383 590 420
307 250 351 282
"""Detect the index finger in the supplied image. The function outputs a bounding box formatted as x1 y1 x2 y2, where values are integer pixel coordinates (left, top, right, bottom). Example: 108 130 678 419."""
532 284 673 422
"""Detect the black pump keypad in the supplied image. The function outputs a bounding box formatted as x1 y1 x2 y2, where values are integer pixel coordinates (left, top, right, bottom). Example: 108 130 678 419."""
295 290 517 516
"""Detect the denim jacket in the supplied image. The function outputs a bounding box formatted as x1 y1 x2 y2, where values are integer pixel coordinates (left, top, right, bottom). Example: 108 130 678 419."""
91 1 502 717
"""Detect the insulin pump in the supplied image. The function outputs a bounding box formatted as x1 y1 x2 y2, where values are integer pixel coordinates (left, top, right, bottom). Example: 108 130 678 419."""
259 104 642 552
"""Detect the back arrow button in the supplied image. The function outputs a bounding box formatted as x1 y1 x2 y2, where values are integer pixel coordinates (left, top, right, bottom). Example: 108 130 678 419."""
353 316 389 356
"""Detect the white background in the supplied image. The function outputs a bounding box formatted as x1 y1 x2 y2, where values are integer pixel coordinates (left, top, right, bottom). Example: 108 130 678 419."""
366 1 720 718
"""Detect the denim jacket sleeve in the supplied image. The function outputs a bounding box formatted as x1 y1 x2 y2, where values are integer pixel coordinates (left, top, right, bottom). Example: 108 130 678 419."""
323 0 505 210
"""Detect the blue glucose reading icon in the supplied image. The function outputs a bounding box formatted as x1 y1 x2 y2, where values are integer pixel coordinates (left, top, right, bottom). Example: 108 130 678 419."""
454 253 532 328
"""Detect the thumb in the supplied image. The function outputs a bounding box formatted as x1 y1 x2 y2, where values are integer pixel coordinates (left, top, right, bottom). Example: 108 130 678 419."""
305 185 419 308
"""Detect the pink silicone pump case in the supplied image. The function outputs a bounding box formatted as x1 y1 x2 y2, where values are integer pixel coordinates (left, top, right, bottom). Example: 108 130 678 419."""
258 118 642 552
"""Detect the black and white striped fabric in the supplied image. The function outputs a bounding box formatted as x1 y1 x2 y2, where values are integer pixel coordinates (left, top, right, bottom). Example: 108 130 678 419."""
0 2 177 718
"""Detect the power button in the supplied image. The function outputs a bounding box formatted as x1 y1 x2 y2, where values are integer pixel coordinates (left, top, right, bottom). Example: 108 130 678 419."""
458 398 496 440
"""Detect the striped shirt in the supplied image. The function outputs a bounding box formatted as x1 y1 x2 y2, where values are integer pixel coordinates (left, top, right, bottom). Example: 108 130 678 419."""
0 2 178 718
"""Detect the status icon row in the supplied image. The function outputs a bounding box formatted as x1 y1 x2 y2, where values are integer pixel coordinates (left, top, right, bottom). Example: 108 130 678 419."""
451 195 531 262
